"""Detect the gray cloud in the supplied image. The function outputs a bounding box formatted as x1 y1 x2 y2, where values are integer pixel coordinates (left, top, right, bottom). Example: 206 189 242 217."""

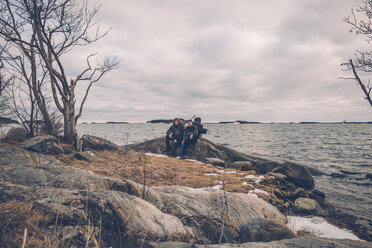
66 0 371 122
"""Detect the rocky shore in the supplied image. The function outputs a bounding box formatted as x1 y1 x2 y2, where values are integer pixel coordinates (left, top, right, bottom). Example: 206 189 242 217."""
0 129 371 247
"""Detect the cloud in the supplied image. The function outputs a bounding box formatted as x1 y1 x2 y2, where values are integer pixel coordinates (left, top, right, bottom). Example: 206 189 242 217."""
65 0 371 122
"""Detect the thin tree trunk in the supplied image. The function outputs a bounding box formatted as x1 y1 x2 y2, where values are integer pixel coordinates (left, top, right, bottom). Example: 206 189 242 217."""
350 59 372 107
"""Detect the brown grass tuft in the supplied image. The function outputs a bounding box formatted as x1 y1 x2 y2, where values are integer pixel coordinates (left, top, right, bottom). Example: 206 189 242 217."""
0 201 54 248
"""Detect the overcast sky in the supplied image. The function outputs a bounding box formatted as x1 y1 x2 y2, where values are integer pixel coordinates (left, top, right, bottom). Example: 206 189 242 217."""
69 0 372 122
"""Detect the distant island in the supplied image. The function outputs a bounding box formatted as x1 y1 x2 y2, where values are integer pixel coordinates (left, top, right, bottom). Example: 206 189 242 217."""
0 117 19 125
106 121 129 124
76 120 372 125
218 121 262 124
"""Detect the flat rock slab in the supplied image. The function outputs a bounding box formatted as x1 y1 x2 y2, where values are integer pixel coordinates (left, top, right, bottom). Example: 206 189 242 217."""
21 135 64 155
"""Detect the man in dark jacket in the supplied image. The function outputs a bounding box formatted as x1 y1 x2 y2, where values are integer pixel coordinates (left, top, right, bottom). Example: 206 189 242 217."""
165 118 184 156
182 119 199 155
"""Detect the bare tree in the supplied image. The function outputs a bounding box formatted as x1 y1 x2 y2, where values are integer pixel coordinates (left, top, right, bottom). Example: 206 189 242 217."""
343 1 372 107
0 0 118 148
0 46 12 118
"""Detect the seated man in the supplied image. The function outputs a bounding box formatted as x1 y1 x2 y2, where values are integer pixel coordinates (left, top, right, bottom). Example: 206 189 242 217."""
182 119 199 156
165 118 184 156
193 117 207 139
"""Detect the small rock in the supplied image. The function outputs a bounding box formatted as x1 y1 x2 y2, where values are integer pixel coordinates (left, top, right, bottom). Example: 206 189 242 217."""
205 157 225 167
73 151 95 162
21 135 64 155
239 218 296 242
228 161 253 171
2 127 30 143
330 172 345 178
268 172 287 181
81 135 118 151
286 183 296 191
272 162 314 190
294 197 324 215
292 188 306 198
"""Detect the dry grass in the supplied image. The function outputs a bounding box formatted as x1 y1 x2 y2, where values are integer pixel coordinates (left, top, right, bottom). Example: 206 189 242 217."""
0 201 55 248
57 149 289 210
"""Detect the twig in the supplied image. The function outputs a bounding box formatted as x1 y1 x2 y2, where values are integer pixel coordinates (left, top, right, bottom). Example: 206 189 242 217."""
21 228 27 248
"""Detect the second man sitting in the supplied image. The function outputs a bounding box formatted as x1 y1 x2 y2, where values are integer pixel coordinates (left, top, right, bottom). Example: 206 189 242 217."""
165 118 184 156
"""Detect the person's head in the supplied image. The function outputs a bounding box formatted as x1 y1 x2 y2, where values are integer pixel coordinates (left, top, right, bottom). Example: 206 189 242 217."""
188 120 193 126
173 118 180 125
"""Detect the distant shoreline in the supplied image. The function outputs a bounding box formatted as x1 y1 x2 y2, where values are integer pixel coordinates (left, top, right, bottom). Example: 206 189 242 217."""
78 121 372 125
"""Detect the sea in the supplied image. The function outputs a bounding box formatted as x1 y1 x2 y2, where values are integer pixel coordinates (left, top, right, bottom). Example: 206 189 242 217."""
77 123 372 222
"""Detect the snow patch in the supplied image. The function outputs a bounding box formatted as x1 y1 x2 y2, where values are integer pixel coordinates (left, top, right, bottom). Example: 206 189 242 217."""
287 216 361 240
185 159 203 164
210 185 223 190
216 169 237 174
248 189 269 195
204 173 218 176
145 153 168 158
247 193 258 198
244 175 264 183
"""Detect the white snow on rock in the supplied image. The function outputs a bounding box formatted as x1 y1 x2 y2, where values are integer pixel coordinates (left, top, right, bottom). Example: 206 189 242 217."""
204 173 218 176
248 189 269 195
244 174 265 183
185 159 203 164
215 169 237 174
145 153 168 158
287 216 361 240
210 185 223 190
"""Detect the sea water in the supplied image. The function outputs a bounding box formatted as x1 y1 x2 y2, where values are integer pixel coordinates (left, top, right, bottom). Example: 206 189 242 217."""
77 123 372 221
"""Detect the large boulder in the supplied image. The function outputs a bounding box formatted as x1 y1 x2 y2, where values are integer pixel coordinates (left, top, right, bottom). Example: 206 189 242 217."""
144 186 287 243
81 135 118 151
2 127 30 143
239 218 296 242
21 135 64 155
0 184 189 247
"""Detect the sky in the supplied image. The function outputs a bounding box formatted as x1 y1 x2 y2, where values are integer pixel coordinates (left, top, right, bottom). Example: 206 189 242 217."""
67 0 372 123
